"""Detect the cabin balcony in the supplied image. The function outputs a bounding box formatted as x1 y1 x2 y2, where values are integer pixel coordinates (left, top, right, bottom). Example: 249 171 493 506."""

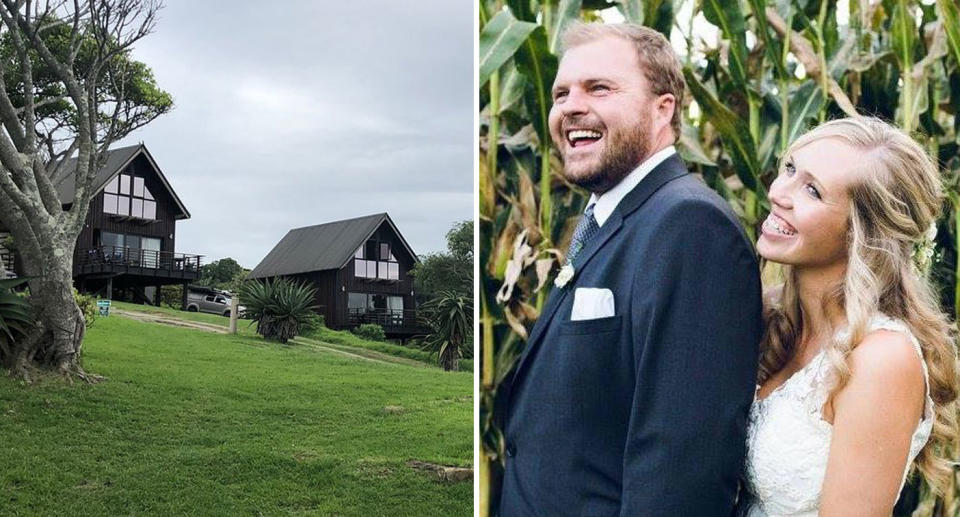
347 308 430 336
74 245 202 281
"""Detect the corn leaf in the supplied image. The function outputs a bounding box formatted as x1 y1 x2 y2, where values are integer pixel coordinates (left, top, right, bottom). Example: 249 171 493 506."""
479 10 538 88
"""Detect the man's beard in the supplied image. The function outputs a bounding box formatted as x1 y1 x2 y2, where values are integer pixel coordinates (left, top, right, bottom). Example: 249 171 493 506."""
561 117 651 194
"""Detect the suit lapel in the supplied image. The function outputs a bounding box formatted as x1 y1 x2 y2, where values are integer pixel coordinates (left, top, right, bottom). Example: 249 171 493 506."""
613 153 689 219
505 153 691 398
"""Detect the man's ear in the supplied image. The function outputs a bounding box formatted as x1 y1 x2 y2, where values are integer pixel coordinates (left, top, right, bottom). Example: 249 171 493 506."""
656 93 676 128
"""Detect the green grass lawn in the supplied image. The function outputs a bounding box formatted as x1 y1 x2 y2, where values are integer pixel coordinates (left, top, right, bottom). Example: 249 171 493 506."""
108 301 474 372
303 327 474 373
108 300 250 330
0 316 472 516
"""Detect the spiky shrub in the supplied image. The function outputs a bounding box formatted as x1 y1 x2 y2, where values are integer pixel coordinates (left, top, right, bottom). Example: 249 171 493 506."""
239 278 317 344
0 278 34 362
420 291 472 372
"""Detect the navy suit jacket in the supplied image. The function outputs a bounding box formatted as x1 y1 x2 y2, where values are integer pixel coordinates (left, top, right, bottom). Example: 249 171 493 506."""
498 154 763 517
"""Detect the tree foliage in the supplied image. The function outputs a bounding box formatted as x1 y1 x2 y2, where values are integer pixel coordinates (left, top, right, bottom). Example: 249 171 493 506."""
411 220 473 303
198 258 248 293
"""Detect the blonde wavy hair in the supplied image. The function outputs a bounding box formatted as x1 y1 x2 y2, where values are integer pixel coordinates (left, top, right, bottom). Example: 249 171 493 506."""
761 116 960 492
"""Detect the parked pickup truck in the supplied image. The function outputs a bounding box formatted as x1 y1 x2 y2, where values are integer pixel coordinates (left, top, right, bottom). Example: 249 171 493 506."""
185 286 239 317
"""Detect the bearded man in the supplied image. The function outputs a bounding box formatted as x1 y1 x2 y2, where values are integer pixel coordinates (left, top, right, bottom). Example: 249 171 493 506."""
497 22 763 516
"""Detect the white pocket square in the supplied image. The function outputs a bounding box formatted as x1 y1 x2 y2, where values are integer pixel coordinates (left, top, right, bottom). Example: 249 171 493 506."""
570 287 615 321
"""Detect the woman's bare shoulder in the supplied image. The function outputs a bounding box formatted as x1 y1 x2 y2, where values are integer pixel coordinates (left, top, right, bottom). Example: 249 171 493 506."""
841 329 926 412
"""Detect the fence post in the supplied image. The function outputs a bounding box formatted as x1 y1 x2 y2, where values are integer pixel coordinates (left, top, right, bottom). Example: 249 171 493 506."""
229 295 239 334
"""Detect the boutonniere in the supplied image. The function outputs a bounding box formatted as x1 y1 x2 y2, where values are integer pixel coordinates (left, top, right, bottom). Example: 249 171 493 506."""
554 263 575 288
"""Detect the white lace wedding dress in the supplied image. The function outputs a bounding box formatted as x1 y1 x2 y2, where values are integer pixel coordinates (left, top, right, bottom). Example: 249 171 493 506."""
743 314 935 517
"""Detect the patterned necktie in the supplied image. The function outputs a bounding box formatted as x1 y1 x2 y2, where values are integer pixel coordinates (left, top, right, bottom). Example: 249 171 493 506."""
566 203 599 264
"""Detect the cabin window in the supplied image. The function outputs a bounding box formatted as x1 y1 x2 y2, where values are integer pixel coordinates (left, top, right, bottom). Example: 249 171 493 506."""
388 296 403 314
353 257 400 281
353 239 403 281
116 196 130 216
103 193 119 214
103 174 157 220
101 231 123 248
348 293 403 315
348 292 367 310
105 176 119 194
142 200 156 219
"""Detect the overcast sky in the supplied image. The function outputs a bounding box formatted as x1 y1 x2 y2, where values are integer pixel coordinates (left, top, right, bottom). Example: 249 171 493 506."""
113 1 473 269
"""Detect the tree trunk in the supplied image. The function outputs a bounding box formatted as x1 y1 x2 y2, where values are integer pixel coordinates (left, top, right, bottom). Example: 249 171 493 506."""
440 343 460 372
4 235 87 379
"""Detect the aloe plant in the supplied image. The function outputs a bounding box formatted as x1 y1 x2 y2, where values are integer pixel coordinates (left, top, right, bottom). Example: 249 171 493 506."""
0 277 33 361
239 278 317 344
419 291 472 371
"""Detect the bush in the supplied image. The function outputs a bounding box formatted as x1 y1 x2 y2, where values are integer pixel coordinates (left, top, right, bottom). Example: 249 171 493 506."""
352 323 385 342
239 278 317 344
300 312 324 332
73 289 97 328
159 285 183 309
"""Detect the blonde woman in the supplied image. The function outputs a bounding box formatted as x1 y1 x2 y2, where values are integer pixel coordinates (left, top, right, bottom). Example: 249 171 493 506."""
743 117 960 516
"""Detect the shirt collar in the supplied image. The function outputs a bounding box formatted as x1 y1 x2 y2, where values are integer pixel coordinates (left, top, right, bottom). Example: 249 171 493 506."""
588 145 677 227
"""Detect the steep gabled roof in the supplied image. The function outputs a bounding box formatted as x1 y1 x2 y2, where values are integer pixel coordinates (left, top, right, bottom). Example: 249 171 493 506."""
56 143 190 219
249 213 419 279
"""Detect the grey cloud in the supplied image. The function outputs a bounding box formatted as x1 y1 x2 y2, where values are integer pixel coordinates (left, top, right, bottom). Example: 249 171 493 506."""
114 0 473 268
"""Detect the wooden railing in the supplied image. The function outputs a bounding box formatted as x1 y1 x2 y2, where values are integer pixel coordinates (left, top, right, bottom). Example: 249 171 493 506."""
347 308 422 329
0 250 13 274
76 245 202 274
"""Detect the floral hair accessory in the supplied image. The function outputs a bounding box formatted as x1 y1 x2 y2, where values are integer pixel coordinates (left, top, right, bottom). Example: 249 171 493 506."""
912 222 937 274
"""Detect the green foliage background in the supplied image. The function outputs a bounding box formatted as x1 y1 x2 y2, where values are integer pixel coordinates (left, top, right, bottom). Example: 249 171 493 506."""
198 258 250 294
479 0 960 515
411 220 474 305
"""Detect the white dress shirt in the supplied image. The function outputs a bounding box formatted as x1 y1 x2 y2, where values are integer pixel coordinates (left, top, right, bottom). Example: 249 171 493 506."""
587 145 677 227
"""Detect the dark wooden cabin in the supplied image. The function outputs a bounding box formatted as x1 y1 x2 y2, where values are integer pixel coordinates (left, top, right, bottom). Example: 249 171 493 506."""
249 213 428 340
0 144 202 304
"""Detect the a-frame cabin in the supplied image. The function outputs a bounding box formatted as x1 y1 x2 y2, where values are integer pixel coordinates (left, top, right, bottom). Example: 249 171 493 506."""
0 143 202 304
249 213 428 340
